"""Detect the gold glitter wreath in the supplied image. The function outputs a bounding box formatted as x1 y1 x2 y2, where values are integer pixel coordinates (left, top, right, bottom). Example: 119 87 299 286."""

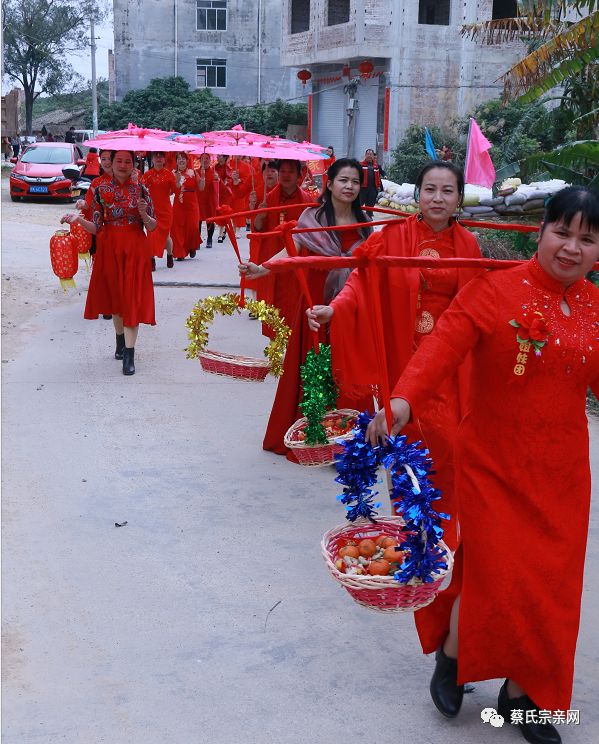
185 293 291 377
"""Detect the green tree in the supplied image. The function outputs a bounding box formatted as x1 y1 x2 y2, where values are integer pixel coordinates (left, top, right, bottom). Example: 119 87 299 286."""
387 125 465 184
2 0 105 134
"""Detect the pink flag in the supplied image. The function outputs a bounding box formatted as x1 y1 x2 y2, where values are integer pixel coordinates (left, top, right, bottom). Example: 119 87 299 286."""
464 118 496 188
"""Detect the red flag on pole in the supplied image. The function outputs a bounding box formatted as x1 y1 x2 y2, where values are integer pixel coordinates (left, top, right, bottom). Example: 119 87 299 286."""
464 118 496 188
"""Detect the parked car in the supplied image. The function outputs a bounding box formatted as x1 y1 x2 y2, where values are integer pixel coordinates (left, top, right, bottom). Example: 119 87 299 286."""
9 142 85 202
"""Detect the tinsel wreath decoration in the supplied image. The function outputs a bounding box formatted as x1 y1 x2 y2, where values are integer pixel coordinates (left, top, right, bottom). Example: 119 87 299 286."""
185 293 291 376
299 344 338 445
335 412 451 585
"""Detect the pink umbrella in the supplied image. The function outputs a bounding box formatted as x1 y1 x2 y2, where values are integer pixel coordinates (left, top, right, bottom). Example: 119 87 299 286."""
190 140 328 162
96 123 179 139
83 135 191 152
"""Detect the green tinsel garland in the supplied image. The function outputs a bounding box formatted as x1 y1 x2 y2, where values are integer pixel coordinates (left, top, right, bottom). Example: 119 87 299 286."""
299 343 338 445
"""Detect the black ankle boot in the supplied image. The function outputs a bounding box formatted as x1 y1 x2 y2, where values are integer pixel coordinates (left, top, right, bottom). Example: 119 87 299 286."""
430 647 464 718
497 680 561 744
115 333 125 360
122 346 135 376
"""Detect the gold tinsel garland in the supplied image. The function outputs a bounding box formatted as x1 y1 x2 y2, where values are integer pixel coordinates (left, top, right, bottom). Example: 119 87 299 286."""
185 293 291 377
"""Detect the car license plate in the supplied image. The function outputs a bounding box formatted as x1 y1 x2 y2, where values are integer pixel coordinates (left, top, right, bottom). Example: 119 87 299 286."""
29 185 48 194
71 189 81 197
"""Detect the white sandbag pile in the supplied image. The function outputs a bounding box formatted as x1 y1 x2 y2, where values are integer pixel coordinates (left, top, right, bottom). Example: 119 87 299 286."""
377 178 570 220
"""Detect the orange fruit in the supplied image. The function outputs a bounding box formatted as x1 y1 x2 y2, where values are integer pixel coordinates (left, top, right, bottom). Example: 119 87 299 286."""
375 536 398 549
367 559 391 576
339 545 360 559
383 546 404 563
358 539 377 557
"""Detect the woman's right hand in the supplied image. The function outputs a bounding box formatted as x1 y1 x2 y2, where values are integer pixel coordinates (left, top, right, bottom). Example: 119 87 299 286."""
239 261 269 279
75 199 86 211
366 399 411 446
60 213 80 225
306 305 333 331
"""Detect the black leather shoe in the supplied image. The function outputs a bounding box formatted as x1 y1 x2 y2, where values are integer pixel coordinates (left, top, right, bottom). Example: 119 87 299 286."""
114 333 125 360
102 314 113 320
189 249 196 258
122 347 135 376
151 257 156 271
497 680 561 744
206 239 213 249
166 254 174 268
430 647 464 718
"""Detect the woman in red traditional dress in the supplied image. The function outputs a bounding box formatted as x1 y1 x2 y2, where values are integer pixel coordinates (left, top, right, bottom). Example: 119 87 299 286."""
82 147 101 179
240 158 373 459
61 150 157 376
214 154 233 243
308 161 481 551
230 156 253 237
196 153 217 249
171 152 201 261
142 151 176 270
367 186 599 744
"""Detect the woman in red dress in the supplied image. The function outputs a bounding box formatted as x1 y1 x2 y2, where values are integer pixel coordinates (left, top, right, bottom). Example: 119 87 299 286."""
214 154 233 243
61 150 157 376
367 186 599 744
230 156 253 237
171 152 201 261
142 151 176 270
240 158 373 459
196 153 217 249
308 162 480 551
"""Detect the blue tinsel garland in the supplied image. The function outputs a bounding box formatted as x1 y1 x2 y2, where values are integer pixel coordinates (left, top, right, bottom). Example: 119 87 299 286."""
334 411 451 585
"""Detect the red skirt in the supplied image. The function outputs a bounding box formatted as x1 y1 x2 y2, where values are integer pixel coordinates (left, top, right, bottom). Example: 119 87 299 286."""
171 195 201 258
84 223 156 326
146 205 173 258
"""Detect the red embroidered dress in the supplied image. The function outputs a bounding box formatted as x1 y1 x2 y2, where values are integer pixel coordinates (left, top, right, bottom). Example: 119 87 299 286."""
142 167 176 257
392 256 599 711
171 171 201 259
84 177 156 326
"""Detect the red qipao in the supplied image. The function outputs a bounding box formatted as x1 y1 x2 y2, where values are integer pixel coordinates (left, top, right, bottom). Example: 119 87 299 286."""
214 162 233 208
230 160 253 228
330 215 481 554
81 173 111 220
263 207 372 458
392 257 599 711
171 170 201 258
254 184 313 331
142 167 176 257
196 166 218 222
84 177 156 326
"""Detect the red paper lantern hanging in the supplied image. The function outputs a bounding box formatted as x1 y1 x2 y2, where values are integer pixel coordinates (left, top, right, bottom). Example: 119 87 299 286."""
50 230 78 291
342 65 351 78
358 60 374 78
297 69 312 87
69 220 92 267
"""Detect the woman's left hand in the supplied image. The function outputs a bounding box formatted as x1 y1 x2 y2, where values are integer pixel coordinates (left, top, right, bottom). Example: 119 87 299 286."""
60 213 79 225
239 261 269 279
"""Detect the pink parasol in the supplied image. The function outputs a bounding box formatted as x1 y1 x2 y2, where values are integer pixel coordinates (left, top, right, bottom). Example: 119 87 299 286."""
83 135 191 152
189 139 328 162
96 123 179 139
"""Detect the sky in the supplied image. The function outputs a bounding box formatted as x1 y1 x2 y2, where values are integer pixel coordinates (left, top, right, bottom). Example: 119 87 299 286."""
69 12 113 83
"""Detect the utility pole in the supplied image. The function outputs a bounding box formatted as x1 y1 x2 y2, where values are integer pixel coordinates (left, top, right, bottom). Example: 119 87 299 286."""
90 12 98 136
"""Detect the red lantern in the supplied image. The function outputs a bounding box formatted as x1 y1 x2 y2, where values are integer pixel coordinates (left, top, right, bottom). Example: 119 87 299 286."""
50 230 78 291
342 65 351 78
358 60 374 78
297 69 312 87
69 220 92 267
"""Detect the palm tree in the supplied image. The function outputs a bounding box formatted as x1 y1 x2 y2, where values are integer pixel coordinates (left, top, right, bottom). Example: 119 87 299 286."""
463 1 598 185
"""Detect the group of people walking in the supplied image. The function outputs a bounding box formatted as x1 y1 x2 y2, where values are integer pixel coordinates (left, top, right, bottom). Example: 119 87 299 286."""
240 157 598 744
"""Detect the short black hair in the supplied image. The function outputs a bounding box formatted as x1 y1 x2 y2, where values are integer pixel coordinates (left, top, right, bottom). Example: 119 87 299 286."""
262 160 278 172
109 150 134 163
276 159 302 176
542 186 599 234
414 160 465 205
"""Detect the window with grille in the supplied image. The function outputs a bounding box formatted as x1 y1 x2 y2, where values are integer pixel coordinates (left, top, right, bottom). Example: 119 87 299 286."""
196 58 227 88
291 0 310 34
418 0 450 25
492 1 517 19
327 0 350 26
197 1 227 31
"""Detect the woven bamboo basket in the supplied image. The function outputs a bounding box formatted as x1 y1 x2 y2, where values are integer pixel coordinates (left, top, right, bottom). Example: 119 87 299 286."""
321 516 453 612
284 409 359 467
198 349 271 382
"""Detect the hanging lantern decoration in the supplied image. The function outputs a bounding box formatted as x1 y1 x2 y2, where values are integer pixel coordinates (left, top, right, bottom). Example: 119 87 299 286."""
69 220 92 269
297 69 312 87
342 65 351 78
49 230 78 291
358 60 374 78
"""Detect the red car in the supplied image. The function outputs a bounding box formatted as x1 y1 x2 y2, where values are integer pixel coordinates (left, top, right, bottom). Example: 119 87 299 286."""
9 142 85 202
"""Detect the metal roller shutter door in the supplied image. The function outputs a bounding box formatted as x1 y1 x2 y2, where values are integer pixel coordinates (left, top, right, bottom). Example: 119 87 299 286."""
314 86 347 155
353 81 379 159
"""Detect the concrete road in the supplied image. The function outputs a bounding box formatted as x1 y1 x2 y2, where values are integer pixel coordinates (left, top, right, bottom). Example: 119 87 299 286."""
2 172 598 743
